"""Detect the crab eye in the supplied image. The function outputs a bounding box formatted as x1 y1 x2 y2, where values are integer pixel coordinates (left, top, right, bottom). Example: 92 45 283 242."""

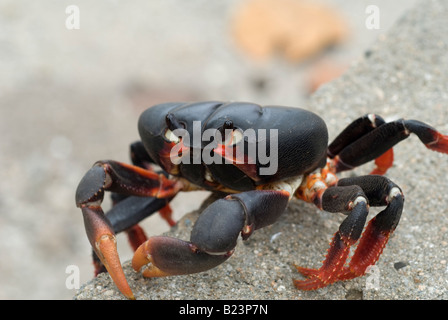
165 113 184 130
165 128 180 143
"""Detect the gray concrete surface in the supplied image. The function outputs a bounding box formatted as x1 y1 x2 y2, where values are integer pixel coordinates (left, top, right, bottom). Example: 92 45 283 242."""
73 0 448 300
3 0 446 301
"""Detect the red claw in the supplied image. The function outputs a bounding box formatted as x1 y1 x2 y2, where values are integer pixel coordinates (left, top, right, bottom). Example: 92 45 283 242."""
82 206 135 299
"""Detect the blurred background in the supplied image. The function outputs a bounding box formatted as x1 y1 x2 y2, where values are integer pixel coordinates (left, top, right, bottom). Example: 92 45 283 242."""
0 0 418 299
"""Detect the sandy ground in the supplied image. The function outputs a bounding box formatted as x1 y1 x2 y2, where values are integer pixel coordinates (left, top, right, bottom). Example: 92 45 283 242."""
0 0 431 300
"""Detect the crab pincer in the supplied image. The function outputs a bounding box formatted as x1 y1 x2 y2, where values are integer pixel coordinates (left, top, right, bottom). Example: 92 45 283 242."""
133 190 289 280
132 236 231 277
75 160 182 299
79 203 135 299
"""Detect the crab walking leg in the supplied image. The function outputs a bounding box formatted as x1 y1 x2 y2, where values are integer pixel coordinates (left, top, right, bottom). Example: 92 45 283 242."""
294 185 369 290
75 160 182 299
294 175 404 290
330 119 448 174
327 114 386 158
336 176 404 280
327 114 393 175
132 190 290 278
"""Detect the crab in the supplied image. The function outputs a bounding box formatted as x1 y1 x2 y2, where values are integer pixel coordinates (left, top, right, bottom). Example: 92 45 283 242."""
75 101 448 299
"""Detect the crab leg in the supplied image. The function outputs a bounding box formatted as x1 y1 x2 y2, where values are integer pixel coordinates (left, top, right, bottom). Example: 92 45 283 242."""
294 184 369 290
336 176 404 280
327 114 386 158
329 116 448 174
132 190 289 279
294 175 403 290
75 160 182 299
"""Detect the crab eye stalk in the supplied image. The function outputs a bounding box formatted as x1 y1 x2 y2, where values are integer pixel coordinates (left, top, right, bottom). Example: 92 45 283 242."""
218 120 233 142
223 120 234 131
165 113 184 131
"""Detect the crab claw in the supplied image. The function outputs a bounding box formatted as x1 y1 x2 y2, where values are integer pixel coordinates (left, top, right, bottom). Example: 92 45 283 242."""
132 236 231 277
81 206 135 300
